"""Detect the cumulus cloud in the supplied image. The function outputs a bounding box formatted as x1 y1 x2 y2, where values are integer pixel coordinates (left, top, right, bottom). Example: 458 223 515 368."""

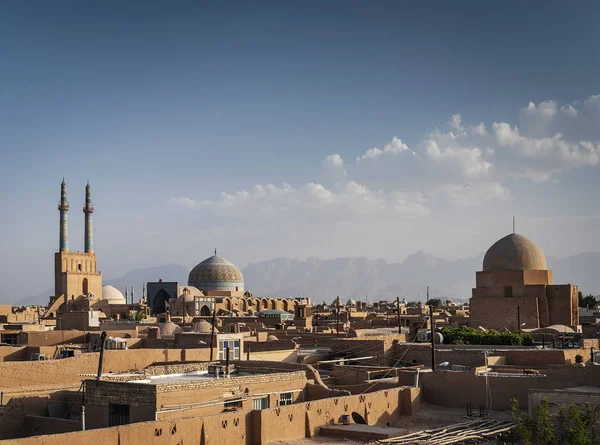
356 137 411 162
167 94 600 258
322 153 347 178
167 196 200 209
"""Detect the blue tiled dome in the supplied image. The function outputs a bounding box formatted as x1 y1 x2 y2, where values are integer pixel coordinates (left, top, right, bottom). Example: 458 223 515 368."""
483 233 547 272
188 254 244 291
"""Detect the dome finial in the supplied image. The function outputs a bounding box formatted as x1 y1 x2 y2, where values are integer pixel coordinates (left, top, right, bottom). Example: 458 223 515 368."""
513 216 515 234
214 247 217 256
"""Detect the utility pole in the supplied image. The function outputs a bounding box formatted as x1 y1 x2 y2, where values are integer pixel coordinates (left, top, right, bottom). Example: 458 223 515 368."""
517 305 521 332
209 307 217 361
96 331 107 381
429 305 436 371
396 296 401 334
335 296 340 338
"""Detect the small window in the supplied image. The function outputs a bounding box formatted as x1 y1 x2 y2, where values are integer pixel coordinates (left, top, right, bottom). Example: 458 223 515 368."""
279 392 293 406
252 396 270 410
224 399 243 410
109 403 130 426
1 334 18 345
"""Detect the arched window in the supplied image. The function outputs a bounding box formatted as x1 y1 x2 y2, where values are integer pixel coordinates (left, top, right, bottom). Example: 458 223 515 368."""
82 278 89 295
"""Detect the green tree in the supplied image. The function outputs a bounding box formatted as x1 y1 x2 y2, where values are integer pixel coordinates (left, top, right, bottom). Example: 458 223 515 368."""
536 398 558 445
512 398 600 445
426 298 442 309
512 398 533 445
578 292 598 309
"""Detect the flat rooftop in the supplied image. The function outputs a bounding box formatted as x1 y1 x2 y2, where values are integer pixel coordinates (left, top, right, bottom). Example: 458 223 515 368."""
128 370 254 385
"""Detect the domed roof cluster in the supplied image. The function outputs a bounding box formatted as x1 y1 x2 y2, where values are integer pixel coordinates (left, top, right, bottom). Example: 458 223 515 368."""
188 254 244 291
102 285 126 304
483 233 547 272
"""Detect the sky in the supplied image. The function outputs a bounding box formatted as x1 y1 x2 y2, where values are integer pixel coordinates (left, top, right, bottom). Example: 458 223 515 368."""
2 1 600 298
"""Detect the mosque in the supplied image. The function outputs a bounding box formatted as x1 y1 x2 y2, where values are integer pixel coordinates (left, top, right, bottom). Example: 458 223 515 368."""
147 252 309 320
46 179 308 324
46 180 137 324
469 232 579 331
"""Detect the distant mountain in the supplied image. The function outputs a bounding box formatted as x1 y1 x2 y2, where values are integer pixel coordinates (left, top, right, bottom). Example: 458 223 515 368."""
242 253 481 303
12 253 600 306
242 252 600 303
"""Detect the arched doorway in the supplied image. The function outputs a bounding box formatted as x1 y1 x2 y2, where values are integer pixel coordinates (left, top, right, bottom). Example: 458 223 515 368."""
200 305 211 316
153 289 171 314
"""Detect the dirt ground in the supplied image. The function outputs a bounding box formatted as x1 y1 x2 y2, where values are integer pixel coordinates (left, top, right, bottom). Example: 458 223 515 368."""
273 404 512 445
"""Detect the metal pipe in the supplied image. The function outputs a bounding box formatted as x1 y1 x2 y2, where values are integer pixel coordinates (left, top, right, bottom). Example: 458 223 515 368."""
81 404 86 431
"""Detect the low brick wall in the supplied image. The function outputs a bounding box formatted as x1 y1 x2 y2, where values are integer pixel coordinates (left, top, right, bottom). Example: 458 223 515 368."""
0 386 420 445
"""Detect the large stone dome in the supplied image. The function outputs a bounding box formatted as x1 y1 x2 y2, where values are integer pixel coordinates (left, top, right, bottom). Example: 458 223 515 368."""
188 254 244 291
102 285 126 304
483 233 547 272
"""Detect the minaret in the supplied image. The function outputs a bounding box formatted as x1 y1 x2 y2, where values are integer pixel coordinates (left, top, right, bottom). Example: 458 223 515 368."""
83 182 94 253
58 178 70 252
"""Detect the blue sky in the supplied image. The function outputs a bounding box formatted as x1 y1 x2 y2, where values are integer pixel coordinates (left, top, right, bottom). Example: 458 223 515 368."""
2 1 600 298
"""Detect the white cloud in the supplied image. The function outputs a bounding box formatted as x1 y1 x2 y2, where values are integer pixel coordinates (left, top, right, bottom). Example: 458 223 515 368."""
356 137 411 162
560 105 578 117
322 153 347 178
434 182 511 207
524 100 558 118
168 94 600 257
167 196 199 209
493 122 600 167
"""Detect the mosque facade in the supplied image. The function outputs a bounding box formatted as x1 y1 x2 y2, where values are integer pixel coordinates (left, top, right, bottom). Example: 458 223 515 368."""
469 233 579 331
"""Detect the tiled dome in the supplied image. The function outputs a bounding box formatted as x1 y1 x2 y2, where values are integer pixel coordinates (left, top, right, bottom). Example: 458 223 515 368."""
188 254 244 291
483 233 547 272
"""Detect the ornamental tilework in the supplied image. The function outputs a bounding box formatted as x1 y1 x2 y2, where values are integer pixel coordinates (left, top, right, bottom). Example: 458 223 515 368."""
188 255 244 291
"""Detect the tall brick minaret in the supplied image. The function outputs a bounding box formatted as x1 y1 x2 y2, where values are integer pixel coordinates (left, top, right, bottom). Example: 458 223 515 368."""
83 182 94 253
58 178 69 252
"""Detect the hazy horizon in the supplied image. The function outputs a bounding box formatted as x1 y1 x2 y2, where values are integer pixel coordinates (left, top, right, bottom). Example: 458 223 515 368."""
3 1 600 298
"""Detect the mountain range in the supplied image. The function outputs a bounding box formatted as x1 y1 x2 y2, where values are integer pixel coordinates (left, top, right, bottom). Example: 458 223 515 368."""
12 251 600 306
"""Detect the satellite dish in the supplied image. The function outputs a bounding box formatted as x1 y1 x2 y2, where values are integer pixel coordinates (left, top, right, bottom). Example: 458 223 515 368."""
439 361 450 367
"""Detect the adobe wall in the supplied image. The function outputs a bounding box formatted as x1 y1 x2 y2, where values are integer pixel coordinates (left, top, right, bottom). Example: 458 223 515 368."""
0 349 185 392
469 296 539 330
546 284 578 326
503 348 589 366
0 347 28 362
0 386 419 445
256 386 418 444
421 365 600 410
247 349 298 362
392 343 489 368
24 416 81 437
329 336 404 365
475 270 552 287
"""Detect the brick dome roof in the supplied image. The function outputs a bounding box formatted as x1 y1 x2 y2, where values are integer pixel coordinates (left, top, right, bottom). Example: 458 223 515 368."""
483 233 547 272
